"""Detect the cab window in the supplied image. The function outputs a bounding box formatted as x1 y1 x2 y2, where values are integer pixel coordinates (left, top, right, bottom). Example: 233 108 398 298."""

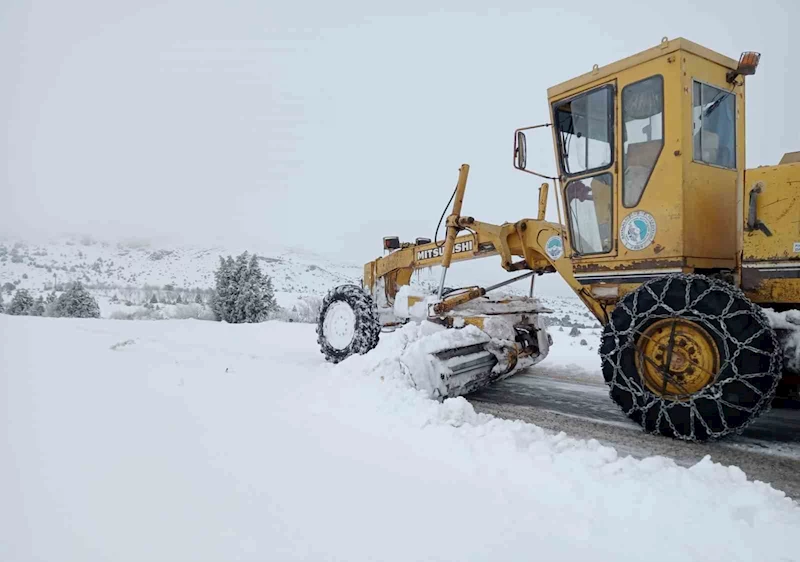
693 81 736 169
554 86 614 176
622 75 664 207
565 173 613 255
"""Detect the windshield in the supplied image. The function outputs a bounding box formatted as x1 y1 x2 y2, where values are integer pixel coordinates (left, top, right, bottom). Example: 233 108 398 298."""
554 85 614 176
692 81 735 169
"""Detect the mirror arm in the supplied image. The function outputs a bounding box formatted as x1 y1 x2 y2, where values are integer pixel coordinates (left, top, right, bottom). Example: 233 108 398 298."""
520 168 559 181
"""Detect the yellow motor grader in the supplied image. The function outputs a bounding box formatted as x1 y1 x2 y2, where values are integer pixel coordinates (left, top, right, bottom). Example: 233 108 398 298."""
317 37 800 441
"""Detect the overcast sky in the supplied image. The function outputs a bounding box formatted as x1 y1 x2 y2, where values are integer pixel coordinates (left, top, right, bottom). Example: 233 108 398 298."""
2 0 796 278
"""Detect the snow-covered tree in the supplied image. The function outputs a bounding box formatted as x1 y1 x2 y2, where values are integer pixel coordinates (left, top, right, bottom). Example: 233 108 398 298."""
175 294 184 304
30 296 45 317
238 254 276 323
150 293 159 304
8 289 34 315
52 282 100 318
211 255 236 321
194 293 204 305
0 292 4 314
212 252 276 323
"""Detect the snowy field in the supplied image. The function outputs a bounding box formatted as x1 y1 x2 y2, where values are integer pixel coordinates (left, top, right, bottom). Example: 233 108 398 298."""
2 315 799 561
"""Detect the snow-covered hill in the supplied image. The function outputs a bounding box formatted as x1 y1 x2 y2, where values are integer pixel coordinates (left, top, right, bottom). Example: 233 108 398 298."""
0 235 593 323
0 235 361 296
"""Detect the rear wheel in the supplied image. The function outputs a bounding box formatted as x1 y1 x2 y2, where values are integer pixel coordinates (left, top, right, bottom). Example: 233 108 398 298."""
317 285 381 363
600 274 781 440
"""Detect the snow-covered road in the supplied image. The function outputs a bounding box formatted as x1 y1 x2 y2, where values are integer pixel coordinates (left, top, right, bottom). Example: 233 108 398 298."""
471 372 800 498
2 316 799 561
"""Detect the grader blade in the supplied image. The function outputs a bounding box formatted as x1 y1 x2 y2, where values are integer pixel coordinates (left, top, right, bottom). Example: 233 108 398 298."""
431 343 499 398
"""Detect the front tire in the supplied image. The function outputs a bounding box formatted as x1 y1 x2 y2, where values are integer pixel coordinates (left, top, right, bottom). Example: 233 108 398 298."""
600 274 781 441
317 285 381 363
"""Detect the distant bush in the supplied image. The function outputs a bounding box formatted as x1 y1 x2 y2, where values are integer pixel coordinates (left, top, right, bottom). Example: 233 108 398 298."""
51 282 100 318
8 289 34 315
170 304 216 320
273 295 322 323
30 296 45 317
110 303 215 321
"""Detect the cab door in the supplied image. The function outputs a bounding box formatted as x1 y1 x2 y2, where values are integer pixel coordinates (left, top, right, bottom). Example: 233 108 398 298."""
551 82 618 259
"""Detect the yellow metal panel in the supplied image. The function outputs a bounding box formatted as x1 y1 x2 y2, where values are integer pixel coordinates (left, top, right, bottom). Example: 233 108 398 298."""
745 278 800 305
547 38 737 99
742 162 800 261
463 317 485 330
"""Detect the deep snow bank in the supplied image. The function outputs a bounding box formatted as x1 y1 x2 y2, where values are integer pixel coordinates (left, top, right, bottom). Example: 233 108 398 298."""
1 316 798 562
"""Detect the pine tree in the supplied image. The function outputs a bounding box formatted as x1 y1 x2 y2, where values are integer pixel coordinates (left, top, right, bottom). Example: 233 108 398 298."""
175 294 184 304
8 289 35 315
53 282 100 318
212 252 276 323
30 296 45 317
0 292 4 314
150 293 159 304
194 293 204 305
212 255 236 321
246 254 275 322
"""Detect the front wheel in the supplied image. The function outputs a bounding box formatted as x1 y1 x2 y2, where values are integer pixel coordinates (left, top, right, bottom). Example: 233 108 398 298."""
317 285 381 363
600 274 781 441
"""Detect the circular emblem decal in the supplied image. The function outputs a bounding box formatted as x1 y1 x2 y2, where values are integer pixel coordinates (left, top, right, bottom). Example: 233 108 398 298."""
545 235 564 260
620 211 657 251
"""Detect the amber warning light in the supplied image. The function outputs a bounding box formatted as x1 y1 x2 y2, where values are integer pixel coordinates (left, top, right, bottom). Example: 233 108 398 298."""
727 51 761 83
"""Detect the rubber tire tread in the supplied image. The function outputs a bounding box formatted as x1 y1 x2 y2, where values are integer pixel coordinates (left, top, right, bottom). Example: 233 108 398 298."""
317 284 381 363
599 274 781 441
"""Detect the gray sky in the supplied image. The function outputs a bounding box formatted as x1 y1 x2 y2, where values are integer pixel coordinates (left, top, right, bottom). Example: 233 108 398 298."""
2 0 796 274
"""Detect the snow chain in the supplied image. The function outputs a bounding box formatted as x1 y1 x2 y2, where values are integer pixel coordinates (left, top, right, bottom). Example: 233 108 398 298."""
600 274 781 441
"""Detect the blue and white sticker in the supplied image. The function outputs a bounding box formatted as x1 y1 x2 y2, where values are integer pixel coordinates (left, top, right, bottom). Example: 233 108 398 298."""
620 211 657 251
545 235 564 260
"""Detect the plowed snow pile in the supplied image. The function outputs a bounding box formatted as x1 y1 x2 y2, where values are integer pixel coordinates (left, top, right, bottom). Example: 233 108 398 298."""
2 316 799 561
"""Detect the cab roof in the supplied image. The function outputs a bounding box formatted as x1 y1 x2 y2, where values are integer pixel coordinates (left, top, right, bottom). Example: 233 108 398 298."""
547 37 739 99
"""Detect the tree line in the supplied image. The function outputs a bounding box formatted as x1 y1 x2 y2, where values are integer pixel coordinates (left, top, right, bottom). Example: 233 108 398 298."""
0 282 100 318
1 251 322 324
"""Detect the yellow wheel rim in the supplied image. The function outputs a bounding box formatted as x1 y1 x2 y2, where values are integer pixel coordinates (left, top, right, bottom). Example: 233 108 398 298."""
635 318 720 399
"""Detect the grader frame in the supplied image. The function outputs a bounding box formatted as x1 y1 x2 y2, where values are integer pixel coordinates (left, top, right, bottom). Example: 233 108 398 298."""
316 37 799 441
364 37 799 327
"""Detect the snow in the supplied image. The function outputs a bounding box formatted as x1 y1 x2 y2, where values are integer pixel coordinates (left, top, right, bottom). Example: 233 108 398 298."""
764 307 800 371
2 315 799 561
0 235 361 297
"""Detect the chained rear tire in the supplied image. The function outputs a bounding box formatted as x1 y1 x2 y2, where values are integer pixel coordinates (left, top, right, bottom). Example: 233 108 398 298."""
317 284 381 363
599 274 781 441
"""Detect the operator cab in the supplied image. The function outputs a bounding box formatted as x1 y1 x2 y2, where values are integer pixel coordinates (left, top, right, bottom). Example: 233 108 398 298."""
516 37 755 295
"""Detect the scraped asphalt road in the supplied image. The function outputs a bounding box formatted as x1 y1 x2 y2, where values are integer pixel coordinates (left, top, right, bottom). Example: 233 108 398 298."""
469 366 800 499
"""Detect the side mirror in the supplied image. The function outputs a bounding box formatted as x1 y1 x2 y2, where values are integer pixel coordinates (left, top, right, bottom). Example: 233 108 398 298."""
511 123 558 181
514 130 527 170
